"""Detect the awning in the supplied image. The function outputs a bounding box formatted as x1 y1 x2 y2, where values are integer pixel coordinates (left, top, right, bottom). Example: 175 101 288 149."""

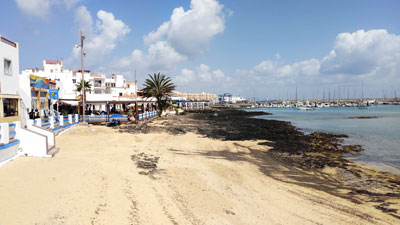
59 100 79 106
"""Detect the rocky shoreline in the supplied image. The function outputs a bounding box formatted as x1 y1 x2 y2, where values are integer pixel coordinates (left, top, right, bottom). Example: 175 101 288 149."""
119 108 400 219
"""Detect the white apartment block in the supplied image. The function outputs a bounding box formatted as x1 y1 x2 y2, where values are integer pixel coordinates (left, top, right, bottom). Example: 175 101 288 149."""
20 60 138 112
0 35 21 123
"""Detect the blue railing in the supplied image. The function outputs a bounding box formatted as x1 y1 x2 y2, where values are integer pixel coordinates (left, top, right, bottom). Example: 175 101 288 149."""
85 115 129 122
0 122 19 151
136 111 158 121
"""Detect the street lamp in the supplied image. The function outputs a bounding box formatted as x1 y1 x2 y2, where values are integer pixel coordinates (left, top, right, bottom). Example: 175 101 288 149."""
76 31 86 123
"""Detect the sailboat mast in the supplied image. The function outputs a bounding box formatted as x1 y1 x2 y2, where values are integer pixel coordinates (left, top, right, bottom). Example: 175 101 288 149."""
362 81 364 101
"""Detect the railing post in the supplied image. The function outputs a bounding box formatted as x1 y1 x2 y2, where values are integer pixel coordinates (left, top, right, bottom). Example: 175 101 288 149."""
75 114 79 123
59 116 64 126
49 116 54 129
0 123 10 144
68 115 73 124
27 119 34 127
35 118 41 127
13 121 21 139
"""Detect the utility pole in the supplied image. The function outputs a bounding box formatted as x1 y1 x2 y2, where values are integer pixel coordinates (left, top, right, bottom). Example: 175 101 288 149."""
80 30 86 123
134 70 137 95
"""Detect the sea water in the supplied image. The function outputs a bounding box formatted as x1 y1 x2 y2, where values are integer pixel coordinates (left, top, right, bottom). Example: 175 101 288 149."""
246 105 400 174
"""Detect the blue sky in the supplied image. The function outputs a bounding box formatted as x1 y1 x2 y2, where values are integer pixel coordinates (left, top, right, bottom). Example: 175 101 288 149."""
2 0 400 99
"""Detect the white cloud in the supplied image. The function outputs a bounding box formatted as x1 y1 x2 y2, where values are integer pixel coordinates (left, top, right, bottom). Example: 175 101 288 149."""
143 0 225 56
213 69 225 79
63 0 80 9
174 64 232 93
175 68 195 84
68 6 131 68
226 8 234 18
234 29 400 99
74 5 93 35
15 0 81 20
118 41 186 74
118 0 227 74
143 22 170 46
320 29 400 76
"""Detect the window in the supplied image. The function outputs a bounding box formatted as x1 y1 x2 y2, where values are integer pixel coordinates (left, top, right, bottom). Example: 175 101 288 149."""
94 90 102 94
50 69 53 73
72 79 76 84
4 59 12 75
3 98 18 117
94 80 102 87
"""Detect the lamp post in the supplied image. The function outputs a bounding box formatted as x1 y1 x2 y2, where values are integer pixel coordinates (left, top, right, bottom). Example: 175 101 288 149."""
79 31 86 123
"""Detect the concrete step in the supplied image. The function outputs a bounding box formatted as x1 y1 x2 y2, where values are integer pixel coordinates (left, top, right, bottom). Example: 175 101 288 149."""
47 145 59 157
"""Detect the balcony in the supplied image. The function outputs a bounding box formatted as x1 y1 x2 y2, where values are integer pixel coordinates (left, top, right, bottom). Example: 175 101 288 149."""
93 83 106 89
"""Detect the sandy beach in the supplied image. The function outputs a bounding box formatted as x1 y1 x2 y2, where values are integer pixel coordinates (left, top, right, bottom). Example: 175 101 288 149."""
0 111 399 224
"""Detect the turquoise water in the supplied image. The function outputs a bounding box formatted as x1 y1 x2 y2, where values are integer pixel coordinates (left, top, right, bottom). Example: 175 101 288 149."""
246 105 400 174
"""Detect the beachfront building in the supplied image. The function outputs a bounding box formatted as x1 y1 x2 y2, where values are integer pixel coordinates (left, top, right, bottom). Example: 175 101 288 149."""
172 91 217 102
0 36 68 165
218 93 232 104
20 60 75 116
231 96 247 104
20 60 138 113
0 35 21 123
218 93 246 104
172 91 217 109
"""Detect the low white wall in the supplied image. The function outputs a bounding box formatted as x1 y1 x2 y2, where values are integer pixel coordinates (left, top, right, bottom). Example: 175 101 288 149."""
27 121 55 147
0 123 10 144
0 144 18 166
0 122 19 165
16 128 48 157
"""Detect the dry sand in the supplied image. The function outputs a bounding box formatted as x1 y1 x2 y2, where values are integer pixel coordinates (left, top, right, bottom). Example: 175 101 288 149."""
0 125 398 224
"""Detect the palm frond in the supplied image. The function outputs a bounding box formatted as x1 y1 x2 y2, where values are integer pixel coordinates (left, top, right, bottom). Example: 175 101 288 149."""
141 73 176 111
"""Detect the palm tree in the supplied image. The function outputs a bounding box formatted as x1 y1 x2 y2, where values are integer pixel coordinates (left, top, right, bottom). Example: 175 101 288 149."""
141 73 176 113
76 81 92 94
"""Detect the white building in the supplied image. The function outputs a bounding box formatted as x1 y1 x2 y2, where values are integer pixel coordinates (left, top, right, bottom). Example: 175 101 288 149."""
20 60 138 113
231 96 246 103
217 93 246 104
0 35 21 123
